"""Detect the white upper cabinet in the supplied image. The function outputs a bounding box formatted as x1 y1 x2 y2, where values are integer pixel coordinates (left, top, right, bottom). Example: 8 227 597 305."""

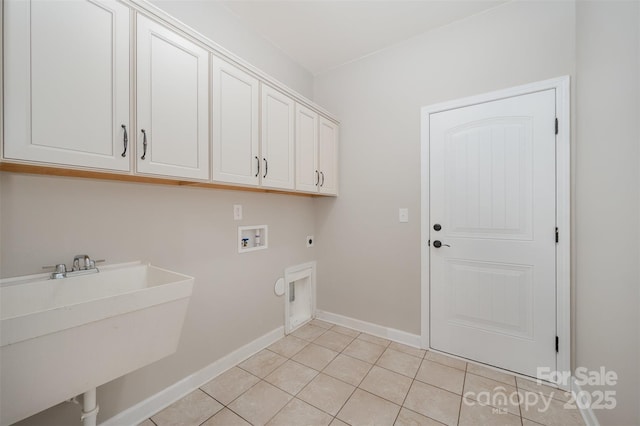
261 85 295 190
295 105 319 192
3 0 130 171
318 117 339 195
295 105 339 195
136 15 209 180
3 2 338 195
212 57 260 186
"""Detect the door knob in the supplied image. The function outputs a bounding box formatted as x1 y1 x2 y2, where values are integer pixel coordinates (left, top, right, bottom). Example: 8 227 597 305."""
433 224 442 231
433 240 450 248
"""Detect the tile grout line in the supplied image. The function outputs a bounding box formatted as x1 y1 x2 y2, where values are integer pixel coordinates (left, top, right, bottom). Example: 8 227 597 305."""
515 377 523 426
456 363 469 425
225 399 257 426
321 327 366 422
259 338 331 425
328 327 428 422
391 347 423 425
316 324 392 423
196 404 222 426
272 327 353 421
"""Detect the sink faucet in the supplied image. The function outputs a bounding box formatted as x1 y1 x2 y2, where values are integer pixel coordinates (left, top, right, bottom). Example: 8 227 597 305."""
73 254 94 271
43 255 104 279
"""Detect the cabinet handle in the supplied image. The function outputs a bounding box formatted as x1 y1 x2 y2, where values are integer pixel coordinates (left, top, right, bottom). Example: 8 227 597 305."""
255 156 260 177
320 171 325 187
140 129 147 160
315 170 319 186
121 124 128 157
263 158 268 178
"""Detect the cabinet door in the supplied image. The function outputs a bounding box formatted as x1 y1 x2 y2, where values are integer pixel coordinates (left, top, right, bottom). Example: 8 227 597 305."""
261 85 295 190
136 15 209 180
212 58 260 186
3 0 130 171
318 117 339 195
295 104 319 192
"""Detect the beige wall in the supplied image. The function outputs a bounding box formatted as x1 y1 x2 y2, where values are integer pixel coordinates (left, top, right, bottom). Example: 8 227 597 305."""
313 0 576 335
575 2 640 424
313 0 639 424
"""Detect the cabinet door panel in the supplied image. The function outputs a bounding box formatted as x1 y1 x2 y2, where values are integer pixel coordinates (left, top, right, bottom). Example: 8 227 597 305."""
137 15 209 180
261 85 295 190
295 105 319 192
212 58 260 186
4 0 130 171
319 117 338 195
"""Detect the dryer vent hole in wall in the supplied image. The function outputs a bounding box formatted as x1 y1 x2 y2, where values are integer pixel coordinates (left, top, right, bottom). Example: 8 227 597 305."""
288 275 311 330
284 262 316 334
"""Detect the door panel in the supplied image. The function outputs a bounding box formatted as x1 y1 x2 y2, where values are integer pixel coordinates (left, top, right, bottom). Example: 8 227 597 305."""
212 58 260 186
318 117 338 195
430 89 556 377
137 15 209 179
4 0 130 171
446 259 533 339
295 105 319 192
261 85 295 190
447 118 532 240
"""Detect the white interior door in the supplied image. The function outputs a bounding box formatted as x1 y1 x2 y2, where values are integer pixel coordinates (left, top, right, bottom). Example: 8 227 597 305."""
429 89 557 377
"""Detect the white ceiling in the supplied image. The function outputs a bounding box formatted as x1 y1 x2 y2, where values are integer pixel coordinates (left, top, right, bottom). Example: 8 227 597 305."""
220 0 507 75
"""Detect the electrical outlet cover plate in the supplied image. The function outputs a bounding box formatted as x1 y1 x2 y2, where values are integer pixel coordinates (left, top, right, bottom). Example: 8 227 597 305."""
306 236 314 247
233 204 242 221
399 208 409 223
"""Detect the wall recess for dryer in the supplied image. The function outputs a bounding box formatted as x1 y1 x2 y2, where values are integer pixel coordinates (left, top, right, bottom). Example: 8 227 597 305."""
238 225 268 253
284 261 316 334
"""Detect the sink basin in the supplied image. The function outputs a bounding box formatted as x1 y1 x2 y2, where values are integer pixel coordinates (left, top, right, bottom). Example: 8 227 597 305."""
0 261 194 426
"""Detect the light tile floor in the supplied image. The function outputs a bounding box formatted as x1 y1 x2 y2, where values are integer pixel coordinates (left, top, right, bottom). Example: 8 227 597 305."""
143 320 585 426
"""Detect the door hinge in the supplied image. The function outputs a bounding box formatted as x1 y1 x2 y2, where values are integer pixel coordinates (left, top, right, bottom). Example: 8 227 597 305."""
555 118 559 135
555 227 559 243
556 336 559 352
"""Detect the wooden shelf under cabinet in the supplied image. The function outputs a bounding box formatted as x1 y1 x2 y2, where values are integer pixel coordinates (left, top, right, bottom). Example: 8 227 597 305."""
0 162 319 198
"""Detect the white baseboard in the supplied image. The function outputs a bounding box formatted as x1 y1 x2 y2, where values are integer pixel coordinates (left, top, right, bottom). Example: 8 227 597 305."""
100 326 284 426
315 310 422 348
571 376 600 426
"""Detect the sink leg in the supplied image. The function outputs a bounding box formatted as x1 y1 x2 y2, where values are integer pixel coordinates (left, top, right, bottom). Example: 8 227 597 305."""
81 389 99 426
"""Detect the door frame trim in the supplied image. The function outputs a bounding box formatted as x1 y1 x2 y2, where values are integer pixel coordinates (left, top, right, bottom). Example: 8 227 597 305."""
420 76 571 386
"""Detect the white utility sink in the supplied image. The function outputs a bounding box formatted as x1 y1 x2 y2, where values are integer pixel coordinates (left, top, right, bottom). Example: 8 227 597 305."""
0 261 194 426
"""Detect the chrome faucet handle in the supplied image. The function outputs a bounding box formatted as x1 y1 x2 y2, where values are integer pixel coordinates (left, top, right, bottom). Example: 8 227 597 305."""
72 254 91 271
42 264 67 279
71 256 104 270
42 264 67 273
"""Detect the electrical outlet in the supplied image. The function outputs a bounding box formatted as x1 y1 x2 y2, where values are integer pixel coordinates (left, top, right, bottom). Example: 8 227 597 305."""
399 208 409 223
306 236 314 247
233 204 242 220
